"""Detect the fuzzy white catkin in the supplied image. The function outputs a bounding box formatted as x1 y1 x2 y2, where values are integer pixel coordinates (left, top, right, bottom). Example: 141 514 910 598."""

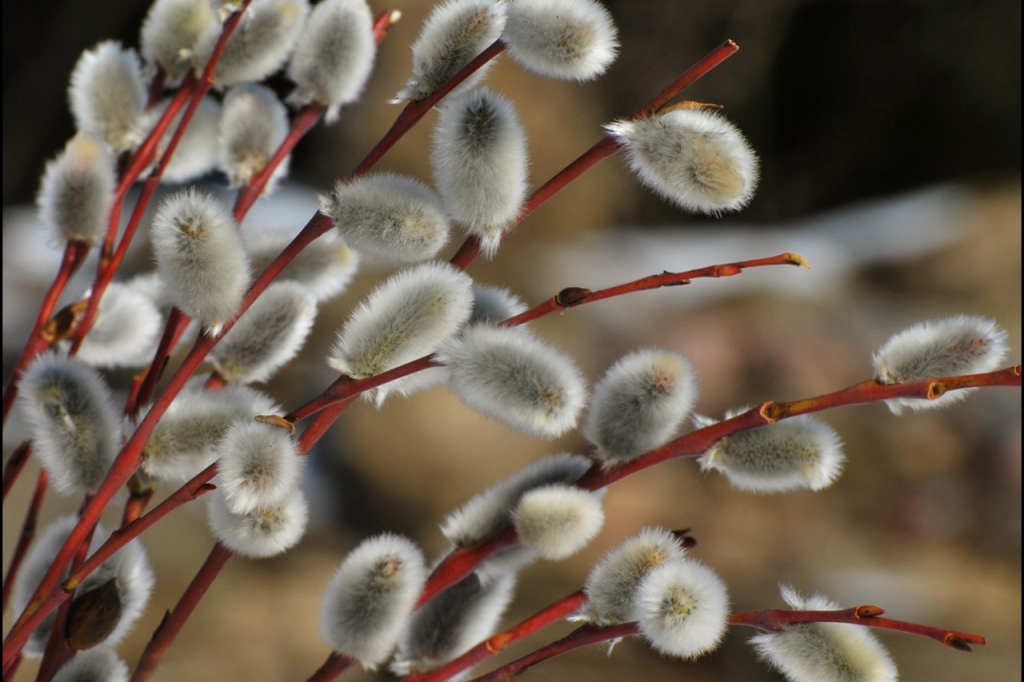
51 648 130 682
696 412 845 493
69 42 146 151
150 188 251 328
218 84 290 189
872 315 1009 414
431 87 529 257
512 484 604 560
583 349 698 465
584 527 688 625
319 534 427 669
217 418 303 514
72 282 163 369
633 559 730 659
244 224 358 302
503 0 619 81
37 133 115 245
192 0 309 87
321 173 451 263
136 95 222 183
392 569 516 675
136 383 279 482
287 0 376 123
749 586 898 682
19 352 120 495
392 0 507 103
207 486 309 558
606 108 758 215
140 0 215 85
209 281 317 384
328 262 474 405
440 325 588 438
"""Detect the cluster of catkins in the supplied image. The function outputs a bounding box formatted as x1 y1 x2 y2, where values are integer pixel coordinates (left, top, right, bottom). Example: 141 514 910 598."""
8 0 1013 680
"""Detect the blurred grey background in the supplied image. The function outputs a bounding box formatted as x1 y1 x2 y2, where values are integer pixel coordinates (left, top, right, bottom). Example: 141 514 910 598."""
3 1 1021 681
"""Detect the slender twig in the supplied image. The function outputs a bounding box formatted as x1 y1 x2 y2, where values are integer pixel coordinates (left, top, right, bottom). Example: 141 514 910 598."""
304 652 357 682
130 543 234 682
2 470 47 611
129 307 191 416
405 590 588 682
286 253 806 422
2 442 32 503
2 240 91 426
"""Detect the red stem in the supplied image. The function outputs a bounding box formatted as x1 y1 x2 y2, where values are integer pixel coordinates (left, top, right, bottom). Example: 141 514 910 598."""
2 442 33 503
304 652 357 682
2 469 47 612
130 543 234 682
2 240 91 426
130 307 191 415
415 527 520 609
469 623 639 682
729 606 987 651
405 590 588 682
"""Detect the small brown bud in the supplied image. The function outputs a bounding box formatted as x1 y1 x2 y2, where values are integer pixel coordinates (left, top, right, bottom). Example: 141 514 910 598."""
65 578 122 650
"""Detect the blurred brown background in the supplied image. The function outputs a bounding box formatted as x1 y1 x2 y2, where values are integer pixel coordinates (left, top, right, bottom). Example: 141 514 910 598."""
3 1 1021 681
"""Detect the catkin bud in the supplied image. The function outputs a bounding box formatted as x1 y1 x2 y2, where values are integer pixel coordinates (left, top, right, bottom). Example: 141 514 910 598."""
749 586 898 682
72 282 163 369
218 84 290 189
19 352 120 495
209 281 317 384
431 87 529 257
136 95 222 183
69 42 146 151
327 262 474 405
392 0 507 103
583 349 698 465
440 325 588 439
319 534 427 669
206 487 309 558
67 534 155 652
13 518 151 657
150 188 251 328
512 484 604 560
192 0 309 87
320 173 451 263
217 418 303 514
872 315 1009 414
287 0 376 123
392 569 516 675
51 648 129 682
605 108 758 215
503 0 618 81
469 284 528 324
140 0 215 85
584 527 688 625
696 412 845 493
633 559 730 659
442 453 592 572
244 224 358 302
37 133 115 245
136 383 279 482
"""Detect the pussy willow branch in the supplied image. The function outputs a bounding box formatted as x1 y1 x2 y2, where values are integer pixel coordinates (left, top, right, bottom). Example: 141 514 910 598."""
69 0 253 355
2 443 32 502
1 470 47 612
285 252 806 422
1 240 91 426
415 365 1022 608
304 652 357 682
130 542 234 682
469 605 986 682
